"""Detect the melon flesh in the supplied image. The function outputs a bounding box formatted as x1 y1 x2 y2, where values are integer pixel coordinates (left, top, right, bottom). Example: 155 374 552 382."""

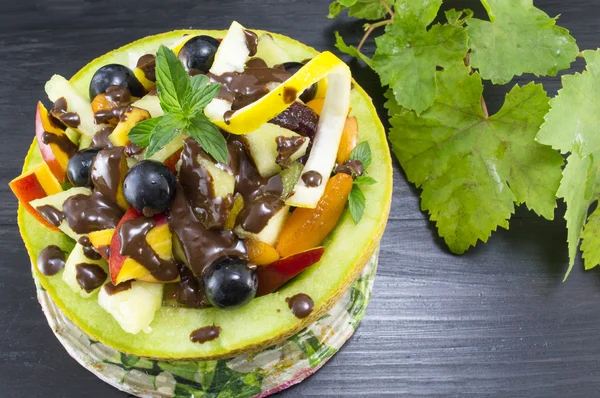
18 29 393 359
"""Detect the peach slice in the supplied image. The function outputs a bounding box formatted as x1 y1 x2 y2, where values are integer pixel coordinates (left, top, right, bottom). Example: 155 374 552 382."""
247 238 280 266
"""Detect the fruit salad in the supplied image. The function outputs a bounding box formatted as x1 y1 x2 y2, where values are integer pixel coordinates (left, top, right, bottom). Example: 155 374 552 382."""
11 23 392 356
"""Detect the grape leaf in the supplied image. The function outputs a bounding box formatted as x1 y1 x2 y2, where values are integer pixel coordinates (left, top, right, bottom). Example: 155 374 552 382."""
466 0 579 85
536 50 600 275
334 32 374 68
372 0 469 114
388 64 563 254
328 0 392 20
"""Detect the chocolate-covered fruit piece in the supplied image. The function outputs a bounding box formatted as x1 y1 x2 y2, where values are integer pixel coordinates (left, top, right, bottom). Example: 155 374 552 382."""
18 29 392 360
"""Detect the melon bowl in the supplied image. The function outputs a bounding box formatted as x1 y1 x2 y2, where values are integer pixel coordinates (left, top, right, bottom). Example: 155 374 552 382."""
17 29 393 396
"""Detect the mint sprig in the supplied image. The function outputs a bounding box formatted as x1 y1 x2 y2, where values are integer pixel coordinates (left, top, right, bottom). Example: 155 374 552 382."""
129 45 227 162
347 141 377 224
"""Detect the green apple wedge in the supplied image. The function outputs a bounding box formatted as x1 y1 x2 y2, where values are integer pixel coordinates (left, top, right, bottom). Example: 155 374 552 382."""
17 28 393 360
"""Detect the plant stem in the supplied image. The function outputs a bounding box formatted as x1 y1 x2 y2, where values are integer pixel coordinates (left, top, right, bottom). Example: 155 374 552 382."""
481 97 489 119
577 51 585 59
357 19 392 52
380 0 394 18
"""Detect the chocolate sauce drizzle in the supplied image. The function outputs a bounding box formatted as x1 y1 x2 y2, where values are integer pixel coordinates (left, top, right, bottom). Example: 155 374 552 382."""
104 280 132 296
40 131 78 159
275 135 306 168
285 293 314 319
36 205 64 227
335 159 364 177
118 217 179 281
75 263 107 292
63 192 123 234
93 86 133 125
244 30 258 57
51 97 81 128
301 171 322 188
190 325 221 343
37 245 66 276
90 147 126 205
136 54 156 82
78 236 102 260
92 127 115 149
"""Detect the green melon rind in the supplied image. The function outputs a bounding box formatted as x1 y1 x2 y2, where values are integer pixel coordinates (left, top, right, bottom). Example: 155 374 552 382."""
18 29 393 360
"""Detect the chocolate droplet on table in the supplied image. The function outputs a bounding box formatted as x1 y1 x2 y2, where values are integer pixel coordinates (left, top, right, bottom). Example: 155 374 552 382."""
190 325 221 343
285 293 314 319
301 171 322 187
37 245 66 276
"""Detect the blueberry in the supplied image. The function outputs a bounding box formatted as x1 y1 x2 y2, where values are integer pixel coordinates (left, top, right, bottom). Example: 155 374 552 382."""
281 61 317 103
178 35 220 73
67 148 101 187
89 64 145 100
204 256 257 309
123 160 176 216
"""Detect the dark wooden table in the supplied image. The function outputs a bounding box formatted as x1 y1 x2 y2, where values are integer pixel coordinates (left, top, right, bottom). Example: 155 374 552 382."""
1 0 599 396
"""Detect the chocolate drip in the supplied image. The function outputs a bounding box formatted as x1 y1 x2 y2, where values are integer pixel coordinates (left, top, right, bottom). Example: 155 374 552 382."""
92 127 114 149
36 205 64 227
37 246 66 276
93 86 132 125
78 236 102 260
75 263 107 292
118 217 179 281
335 159 364 177
51 97 81 128
285 293 314 319
125 142 143 157
168 185 247 276
40 131 78 159
270 102 319 139
190 325 221 343
104 281 132 295
90 147 125 204
136 54 156 82
275 135 306 168
244 30 258 57
63 192 123 233
301 171 322 187
173 264 206 308
179 139 233 229
283 87 297 104
237 195 284 234
97 246 110 259
208 60 292 110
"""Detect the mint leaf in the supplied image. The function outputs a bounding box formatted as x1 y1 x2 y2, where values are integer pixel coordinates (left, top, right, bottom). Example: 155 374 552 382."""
466 0 579 84
389 64 563 254
183 75 221 115
145 112 187 158
354 175 376 185
334 32 374 69
372 0 469 114
155 45 189 113
128 117 162 148
348 185 366 223
188 113 229 164
350 141 372 170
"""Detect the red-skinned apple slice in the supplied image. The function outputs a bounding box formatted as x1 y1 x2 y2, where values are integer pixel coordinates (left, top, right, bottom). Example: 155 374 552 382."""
109 208 176 284
9 162 63 230
35 102 76 184
256 246 325 297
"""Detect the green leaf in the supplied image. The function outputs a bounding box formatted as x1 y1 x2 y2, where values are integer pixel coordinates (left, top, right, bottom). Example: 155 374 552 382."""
348 185 366 223
187 113 229 163
350 141 372 170
389 64 564 254
334 32 374 69
354 175 377 185
183 74 221 115
328 0 392 20
466 0 579 84
145 112 187 158
128 117 162 148
537 50 600 275
155 45 189 113
445 8 474 27
372 0 469 114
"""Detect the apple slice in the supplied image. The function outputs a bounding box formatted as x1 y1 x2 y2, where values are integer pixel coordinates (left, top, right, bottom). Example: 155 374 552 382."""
35 102 78 183
97 280 163 334
9 162 63 230
29 187 93 240
109 208 177 285
256 246 325 296
242 123 308 178
45 75 98 136
88 228 115 260
209 21 251 75
62 242 109 298
108 106 151 147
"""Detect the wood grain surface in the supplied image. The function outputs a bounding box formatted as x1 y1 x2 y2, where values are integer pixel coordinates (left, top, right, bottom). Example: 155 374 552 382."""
1 0 599 396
